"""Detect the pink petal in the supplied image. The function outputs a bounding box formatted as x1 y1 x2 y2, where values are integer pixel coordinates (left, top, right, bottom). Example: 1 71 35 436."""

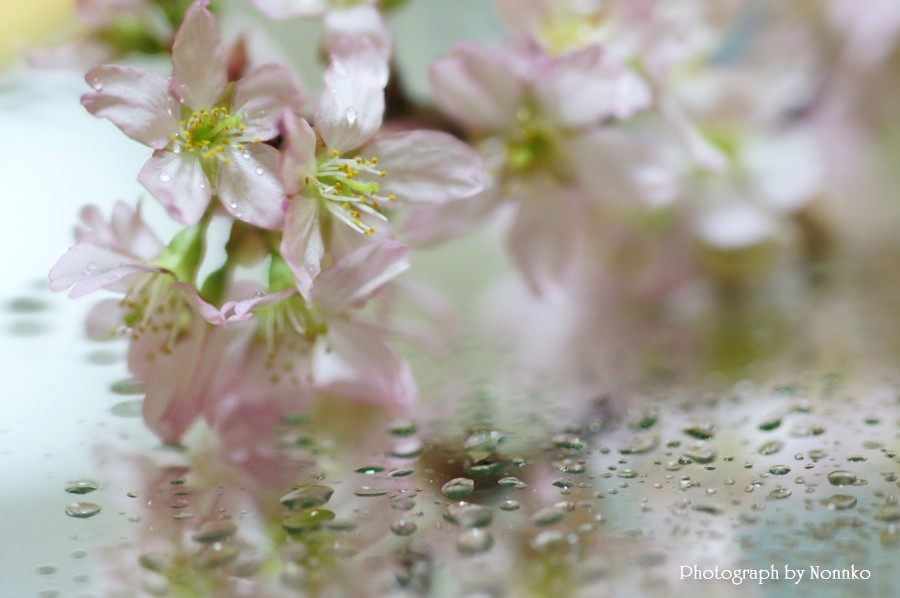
569 129 678 207
314 38 387 154
86 298 126 340
322 4 391 62
49 244 160 299
313 318 416 411
534 48 651 128
281 198 324 301
403 183 503 245
311 239 409 313
221 288 297 322
430 41 524 134
81 65 180 149
232 64 307 141
358 130 483 204
249 0 329 19
658 93 728 172
278 112 318 195
109 201 165 260
138 150 212 225
216 143 286 229
171 0 227 108
508 186 583 294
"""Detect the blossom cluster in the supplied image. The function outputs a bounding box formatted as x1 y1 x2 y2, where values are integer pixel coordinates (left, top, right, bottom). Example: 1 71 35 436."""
46 0 900 444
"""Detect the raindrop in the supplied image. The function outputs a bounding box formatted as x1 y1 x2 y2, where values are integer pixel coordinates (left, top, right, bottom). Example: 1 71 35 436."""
390 438 423 458
497 476 522 488
193 542 238 569
280 485 334 510
65 502 101 518
808 449 827 459
768 488 791 500
110 399 143 417
683 421 716 439
767 465 791 476
441 478 474 500
499 499 520 511
157 171 171 183
344 106 358 125
391 520 417 536
7 297 47 313
552 433 586 451
443 502 492 528
254 166 264 175
355 486 388 497
241 150 251 160
89 78 102 90
618 432 659 455
388 420 417 436
64 479 99 494
531 530 566 552
790 422 825 437
821 494 857 511
456 528 493 555
192 520 237 543
683 444 716 464
355 465 386 474
110 378 144 395
229 200 239 209
553 478 575 488
35 566 56 575
139 553 170 573
389 495 416 511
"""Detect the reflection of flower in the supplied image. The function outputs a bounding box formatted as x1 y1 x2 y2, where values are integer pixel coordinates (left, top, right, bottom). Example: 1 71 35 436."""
81 0 306 229
278 39 482 298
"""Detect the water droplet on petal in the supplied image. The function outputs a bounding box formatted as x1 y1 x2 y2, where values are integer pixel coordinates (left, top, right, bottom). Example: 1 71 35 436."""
241 150 251 160
192 520 238 543
768 488 792 500
456 528 493 555
443 502 492 528
441 478 474 500
822 494 858 511
64 479 99 494
158 171 171 183
254 166 264 175
89 78 102 91
344 106 358 125
390 520 417 536
280 485 334 510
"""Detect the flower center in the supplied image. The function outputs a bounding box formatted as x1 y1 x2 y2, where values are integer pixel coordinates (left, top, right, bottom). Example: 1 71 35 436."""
170 107 256 165
537 12 605 56
255 296 325 386
505 107 556 173
120 275 190 356
306 150 393 236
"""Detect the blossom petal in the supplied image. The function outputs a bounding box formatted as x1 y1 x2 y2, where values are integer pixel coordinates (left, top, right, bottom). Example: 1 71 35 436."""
171 0 227 108
311 239 409 313
322 5 391 62
569 129 678 207
403 182 503 245
534 47 651 128
279 112 318 195
49 244 160 299
313 319 416 411
216 143 286 229
358 130 483 204
109 201 165 260
81 65 180 149
281 198 324 301
508 186 583 294
249 0 329 19
315 38 387 154
232 64 307 141
139 150 212 226
430 42 524 134
86 299 126 340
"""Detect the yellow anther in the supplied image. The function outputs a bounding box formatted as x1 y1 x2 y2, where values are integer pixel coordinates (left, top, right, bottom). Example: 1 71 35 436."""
388 195 396 201
331 149 340 157
371 157 378 164
355 157 362 164
239 125 246 131
372 201 379 209
237 144 245 150
169 134 177 141
350 211 360 218
253 138 261 143
304 177 312 185
192 112 199 118
364 160 371 167
352 219 361 226
379 171 386 177
224 158 230 164
342 202 351 209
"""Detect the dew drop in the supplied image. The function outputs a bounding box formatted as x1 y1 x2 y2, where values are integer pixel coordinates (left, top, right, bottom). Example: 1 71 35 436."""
768 488 791 500
531 506 566 526
767 465 791 476
65 502 101 518
35 565 56 575
389 495 416 511
355 486 388 497
139 553 170 573
499 499 520 511
109 399 143 417
344 106 358 125
192 520 237 543
821 494 857 511
441 477 474 500
443 502 492 528
757 440 783 456
827 470 857 486
254 166 264 175
241 150 251 160
192 542 238 569
281 509 335 534
354 465 386 474
874 505 900 522
89 78 102 90
158 171 171 183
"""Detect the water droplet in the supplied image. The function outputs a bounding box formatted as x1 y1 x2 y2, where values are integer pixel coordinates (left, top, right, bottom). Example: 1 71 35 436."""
389 438 423 458
499 499 520 511
139 553 170 573
443 502 492 528
193 542 238 569
158 171 171 183
354 465 385 474
768 488 791 500
531 530 565 552
109 399 143 417
389 495 416 511
7 297 48 313
35 565 56 575
552 433 586 451
618 432 659 454
456 528 493 555
827 470 857 486
254 166 264 175
441 478 474 500
875 505 900 522
89 78 102 90
790 422 825 437
757 440 783 456
683 443 716 464
280 485 334 510
390 520 417 536
64 479 99 494
821 494 857 511
344 106 358 125
229 200 238 209
389 420 418 436
282 509 335 534
881 526 900 546
192 520 237 543
552 477 574 488
354 486 388 497
531 506 566 526
65 502 101 518
683 421 716 439
768 465 791 476
110 378 144 395
241 150 251 160
497 476 522 488
553 458 586 474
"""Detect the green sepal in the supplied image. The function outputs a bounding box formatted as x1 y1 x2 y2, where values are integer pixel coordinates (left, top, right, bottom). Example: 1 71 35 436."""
268 253 296 293
153 221 207 283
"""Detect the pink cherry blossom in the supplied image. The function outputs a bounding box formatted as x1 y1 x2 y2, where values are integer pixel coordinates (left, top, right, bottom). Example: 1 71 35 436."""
417 37 675 292
278 39 482 298
81 0 306 230
251 0 391 61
